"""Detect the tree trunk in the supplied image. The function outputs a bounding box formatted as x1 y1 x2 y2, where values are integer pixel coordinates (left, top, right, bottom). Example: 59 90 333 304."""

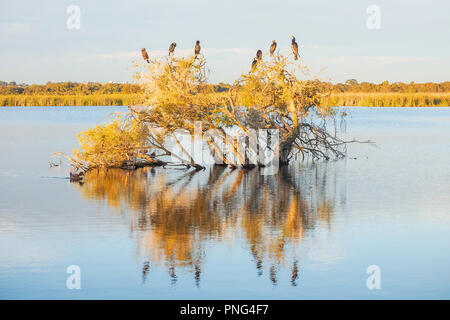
277 101 300 166
279 127 299 166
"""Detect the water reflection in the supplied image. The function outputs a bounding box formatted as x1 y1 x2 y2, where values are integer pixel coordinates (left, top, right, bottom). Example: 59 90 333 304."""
74 162 345 286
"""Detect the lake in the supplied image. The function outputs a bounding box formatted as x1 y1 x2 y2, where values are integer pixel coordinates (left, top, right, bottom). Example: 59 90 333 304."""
0 106 449 299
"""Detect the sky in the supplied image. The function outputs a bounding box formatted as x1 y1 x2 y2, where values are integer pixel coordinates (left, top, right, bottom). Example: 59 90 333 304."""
0 0 449 84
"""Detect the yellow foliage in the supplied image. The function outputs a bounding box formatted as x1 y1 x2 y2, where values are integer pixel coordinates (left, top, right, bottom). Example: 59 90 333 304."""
237 55 324 119
73 115 149 168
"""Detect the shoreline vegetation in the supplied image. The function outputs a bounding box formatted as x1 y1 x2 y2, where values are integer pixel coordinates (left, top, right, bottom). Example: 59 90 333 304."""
0 93 144 107
325 92 449 107
1 81 449 107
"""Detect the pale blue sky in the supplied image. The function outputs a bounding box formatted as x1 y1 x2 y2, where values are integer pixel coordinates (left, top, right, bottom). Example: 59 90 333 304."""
0 0 449 84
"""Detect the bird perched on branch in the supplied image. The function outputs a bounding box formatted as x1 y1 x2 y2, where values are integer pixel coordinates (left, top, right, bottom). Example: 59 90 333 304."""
256 49 263 61
251 57 258 70
194 40 201 57
291 35 299 60
169 42 176 56
270 40 277 56
141 48 150 63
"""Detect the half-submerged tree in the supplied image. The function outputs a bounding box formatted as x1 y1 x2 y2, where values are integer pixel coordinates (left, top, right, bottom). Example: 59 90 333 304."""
63 40 358 173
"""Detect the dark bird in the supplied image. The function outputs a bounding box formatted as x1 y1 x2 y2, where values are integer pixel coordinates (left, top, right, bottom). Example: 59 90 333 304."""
169 42 176 56
291 35 299 60
270 40 277 56
251 57 258 70
141 48 150 63
256 49 263 61
69 171 84 182
194 40 201 57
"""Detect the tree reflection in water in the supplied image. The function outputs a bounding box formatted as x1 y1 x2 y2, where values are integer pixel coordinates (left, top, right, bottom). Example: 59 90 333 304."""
74 162 345 286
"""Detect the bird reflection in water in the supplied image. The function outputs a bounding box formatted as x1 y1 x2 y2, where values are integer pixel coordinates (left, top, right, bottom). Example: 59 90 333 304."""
142 261 150 284
74 162 344 287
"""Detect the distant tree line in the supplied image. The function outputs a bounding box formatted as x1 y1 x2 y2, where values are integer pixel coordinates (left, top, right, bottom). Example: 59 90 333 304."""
0 81 143 95
321 80 450 93
1 80 448 96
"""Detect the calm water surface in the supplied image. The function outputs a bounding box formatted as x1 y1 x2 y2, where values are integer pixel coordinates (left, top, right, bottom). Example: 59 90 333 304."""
0 107 449 299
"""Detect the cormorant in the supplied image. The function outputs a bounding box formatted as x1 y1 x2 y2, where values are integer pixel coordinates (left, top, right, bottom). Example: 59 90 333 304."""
69 171 84 182
256 49 263 61
291 35 299 60
169 42 176 56
270 40 277 56
251 57 258 70
194 40 201 57
141 48 150 63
